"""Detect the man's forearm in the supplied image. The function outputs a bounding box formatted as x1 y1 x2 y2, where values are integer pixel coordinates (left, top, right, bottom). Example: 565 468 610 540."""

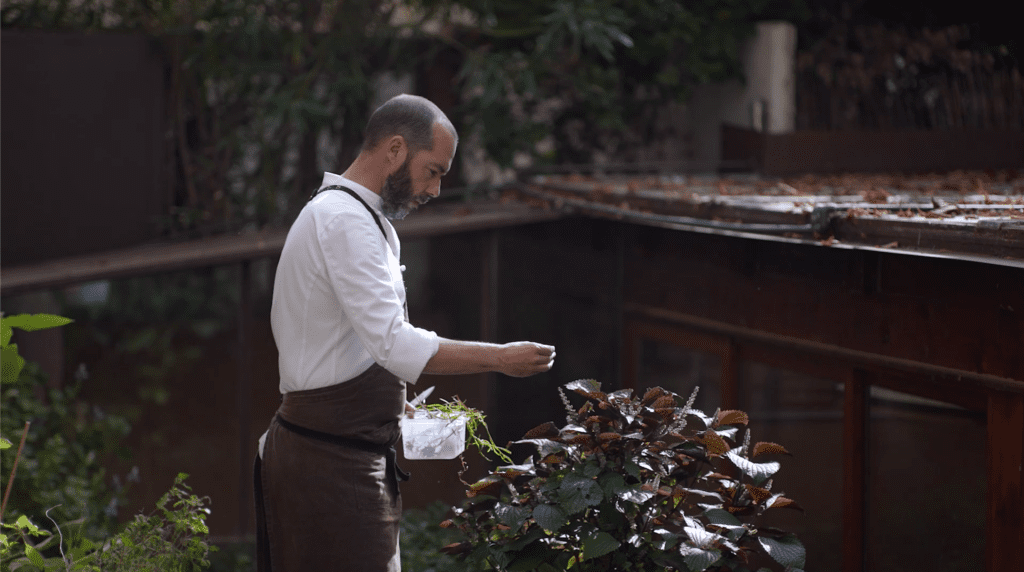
422 339 501 375
422 338 556 377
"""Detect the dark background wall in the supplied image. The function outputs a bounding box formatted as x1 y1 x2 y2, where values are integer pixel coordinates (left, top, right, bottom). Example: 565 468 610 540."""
1 31 167 266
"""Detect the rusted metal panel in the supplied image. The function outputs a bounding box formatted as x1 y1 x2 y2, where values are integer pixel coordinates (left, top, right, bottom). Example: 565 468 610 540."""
986 392 1024 572
1 31 168 266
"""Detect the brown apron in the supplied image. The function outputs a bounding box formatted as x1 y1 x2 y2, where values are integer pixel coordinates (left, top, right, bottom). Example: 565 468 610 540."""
254 364 409 572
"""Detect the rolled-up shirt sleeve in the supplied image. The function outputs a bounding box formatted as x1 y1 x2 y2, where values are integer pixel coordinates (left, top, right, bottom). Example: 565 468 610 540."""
318 206 439 383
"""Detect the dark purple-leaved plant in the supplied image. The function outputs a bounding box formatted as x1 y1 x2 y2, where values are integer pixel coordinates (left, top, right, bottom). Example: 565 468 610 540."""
440 380 806 572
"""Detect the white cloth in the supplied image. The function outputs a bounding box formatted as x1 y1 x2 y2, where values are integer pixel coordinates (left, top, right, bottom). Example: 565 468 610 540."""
270 172 439 392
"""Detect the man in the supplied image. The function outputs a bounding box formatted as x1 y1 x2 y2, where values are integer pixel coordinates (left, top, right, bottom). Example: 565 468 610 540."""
254 94 555 572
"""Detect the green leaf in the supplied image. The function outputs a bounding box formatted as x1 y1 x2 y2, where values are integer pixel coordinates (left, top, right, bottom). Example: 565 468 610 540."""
15 515 41 535
2 314 73 333
558 473 603 514
495 503 532 531
598 472 629 498
1 323 11 346
1 344 25 384
759 534 806 569
532 504 567 533
1 437 11 450
24 544 46 567
704 507 742 527
581 531 620 560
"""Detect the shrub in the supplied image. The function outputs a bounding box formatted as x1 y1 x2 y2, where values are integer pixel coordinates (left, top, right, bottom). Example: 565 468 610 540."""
1 314 132 541
441 380 806 572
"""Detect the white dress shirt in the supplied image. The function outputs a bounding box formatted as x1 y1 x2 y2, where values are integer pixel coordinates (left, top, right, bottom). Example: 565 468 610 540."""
270 172 440 393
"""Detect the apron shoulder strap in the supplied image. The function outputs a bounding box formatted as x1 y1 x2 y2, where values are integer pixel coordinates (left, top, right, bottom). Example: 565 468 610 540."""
312 184 387 240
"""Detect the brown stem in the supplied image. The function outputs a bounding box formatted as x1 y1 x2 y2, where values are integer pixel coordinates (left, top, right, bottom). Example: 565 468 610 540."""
1 421 31 522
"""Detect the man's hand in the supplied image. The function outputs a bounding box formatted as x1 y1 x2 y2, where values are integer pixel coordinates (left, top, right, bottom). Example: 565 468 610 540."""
497 342 556 377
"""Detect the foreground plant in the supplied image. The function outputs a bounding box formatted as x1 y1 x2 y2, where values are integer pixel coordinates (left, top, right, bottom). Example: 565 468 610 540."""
441 380 805 572
1 474 214 572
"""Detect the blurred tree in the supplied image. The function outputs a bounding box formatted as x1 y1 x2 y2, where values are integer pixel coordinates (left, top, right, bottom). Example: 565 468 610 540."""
2 0 805 232
407 0 808 167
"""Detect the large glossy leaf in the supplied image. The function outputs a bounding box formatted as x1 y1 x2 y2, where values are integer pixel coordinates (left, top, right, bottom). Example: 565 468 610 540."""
704 507 742 526
598 472 629 498
726 451 780 483
684 525 718 549
759 534 807 569
581 531 621 560
495 503 533 530
512 438 568 458
565 379 605 400
679 545 721 572
533 504 568 533
558 473 603 514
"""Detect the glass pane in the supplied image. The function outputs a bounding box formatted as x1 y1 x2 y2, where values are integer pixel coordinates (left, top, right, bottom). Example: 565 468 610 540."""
740 361 844 572
866 386 985 572
638 340 720 412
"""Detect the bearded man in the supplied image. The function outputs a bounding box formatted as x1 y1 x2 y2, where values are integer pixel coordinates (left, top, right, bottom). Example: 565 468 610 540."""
254 94 555 572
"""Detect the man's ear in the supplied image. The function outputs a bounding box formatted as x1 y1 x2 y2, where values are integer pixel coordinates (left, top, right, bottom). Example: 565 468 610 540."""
385 135 407 168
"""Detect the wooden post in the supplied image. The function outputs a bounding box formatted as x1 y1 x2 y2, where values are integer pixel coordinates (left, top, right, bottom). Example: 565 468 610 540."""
843 369 869 572
237 260 253 537
721 341 740 410
986 391 1024 571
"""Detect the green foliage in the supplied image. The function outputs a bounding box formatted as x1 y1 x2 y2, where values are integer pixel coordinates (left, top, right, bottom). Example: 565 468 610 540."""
2 0 412 234
1 314 72 385
96 473 216 572
1 475 215 572
1 315 131 542
400 501 463 572
2 0 805 233
442 380 805 571
414 0 803 166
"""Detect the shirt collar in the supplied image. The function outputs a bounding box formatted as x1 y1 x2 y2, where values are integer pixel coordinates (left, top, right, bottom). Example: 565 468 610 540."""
320 172 383 213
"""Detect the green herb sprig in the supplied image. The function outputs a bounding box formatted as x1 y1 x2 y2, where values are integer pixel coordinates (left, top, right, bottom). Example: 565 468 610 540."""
418 398 512 465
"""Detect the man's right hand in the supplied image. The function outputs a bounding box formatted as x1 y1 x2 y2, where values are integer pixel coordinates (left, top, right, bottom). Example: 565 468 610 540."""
497 342 556 377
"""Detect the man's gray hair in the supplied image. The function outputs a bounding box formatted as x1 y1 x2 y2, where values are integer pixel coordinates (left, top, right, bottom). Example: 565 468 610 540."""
363 94 457 154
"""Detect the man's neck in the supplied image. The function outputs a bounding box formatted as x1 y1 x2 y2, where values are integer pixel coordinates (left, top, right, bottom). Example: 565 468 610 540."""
342 155 385 195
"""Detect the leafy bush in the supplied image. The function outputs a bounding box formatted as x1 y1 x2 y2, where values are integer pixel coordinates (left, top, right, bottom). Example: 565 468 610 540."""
1 473 214 572
441 380 805 572
1 314 132 541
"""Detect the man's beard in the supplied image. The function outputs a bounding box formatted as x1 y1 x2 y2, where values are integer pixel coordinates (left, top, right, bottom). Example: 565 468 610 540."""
380 159 427 220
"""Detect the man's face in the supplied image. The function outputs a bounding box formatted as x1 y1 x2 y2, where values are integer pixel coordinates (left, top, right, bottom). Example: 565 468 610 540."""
380 123 456 220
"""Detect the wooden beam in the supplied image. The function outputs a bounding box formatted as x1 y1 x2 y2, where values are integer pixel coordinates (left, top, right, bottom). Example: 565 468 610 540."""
0 201 564 296
986 392 1024 571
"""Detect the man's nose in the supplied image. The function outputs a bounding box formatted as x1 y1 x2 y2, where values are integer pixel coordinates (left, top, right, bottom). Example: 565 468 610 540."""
428 181 441 198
